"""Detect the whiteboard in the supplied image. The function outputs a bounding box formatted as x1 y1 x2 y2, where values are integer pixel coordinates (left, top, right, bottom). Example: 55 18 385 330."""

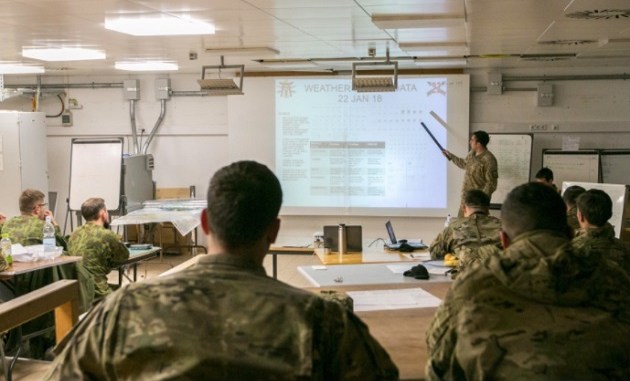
69 138 123 210
601 150 630 185
542 150 600 187
562 181 627 238
489 134 532 206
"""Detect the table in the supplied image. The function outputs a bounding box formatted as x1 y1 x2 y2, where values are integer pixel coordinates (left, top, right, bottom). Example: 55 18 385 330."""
268 246 313 279
309 282 451 381
313 243 427 265
110 200 205 236
299 260 452 287
117 246 161 285
0 256 82 280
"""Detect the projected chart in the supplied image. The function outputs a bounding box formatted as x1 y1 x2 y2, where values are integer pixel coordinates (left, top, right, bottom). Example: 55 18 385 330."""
275 77 466 212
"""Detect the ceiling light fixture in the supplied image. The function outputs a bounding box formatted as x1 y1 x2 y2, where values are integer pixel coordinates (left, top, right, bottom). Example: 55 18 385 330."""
0 62 45 74
115 61 179 71
372 14 464 29
205 47 279 55
105 15 215 36
22 47 105 61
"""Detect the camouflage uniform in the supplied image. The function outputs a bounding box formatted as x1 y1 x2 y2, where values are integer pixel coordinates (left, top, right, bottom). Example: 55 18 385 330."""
567 205 580 232
46 253 399 380
1 215 65 248
573 222 630 274
429 213 501 272
68 223 129 308
450 150 498 216
426 230 630 381
1 215 72 358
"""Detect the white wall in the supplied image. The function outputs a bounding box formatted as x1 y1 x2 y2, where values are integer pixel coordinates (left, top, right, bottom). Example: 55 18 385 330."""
3 66 630 244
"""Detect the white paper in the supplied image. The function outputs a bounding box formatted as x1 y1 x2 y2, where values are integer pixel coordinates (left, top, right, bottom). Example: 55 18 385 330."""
386 263 415 274
347 288 443 311
427 267 451 275
562 136 580 151
402 252 431 261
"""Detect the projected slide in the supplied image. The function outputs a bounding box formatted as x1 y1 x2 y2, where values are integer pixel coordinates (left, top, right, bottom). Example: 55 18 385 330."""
275 78 453 211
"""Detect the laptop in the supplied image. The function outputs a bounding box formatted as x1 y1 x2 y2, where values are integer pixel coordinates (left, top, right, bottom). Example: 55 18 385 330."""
384 221 427 250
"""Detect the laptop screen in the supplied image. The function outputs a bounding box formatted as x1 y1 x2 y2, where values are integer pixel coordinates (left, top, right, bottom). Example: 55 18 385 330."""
385 221 397 244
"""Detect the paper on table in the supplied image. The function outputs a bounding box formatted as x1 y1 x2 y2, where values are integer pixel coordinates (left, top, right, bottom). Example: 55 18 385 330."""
347 288 443 312
386 263 415 274
402 252 431 261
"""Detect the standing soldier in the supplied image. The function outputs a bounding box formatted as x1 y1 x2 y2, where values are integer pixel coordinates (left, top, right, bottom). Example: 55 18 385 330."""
443 130 498 216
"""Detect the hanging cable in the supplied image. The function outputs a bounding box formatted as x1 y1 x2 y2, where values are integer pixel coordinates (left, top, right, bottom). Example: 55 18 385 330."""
45 94 65 118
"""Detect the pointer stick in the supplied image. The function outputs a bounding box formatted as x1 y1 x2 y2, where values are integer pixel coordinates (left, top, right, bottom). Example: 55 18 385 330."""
420 121 451 161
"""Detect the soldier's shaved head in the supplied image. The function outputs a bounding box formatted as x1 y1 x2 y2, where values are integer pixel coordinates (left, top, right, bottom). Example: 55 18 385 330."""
206 161 282 251
501 182 569 240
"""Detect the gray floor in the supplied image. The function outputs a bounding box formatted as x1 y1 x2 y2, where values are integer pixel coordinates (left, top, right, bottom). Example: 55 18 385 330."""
109 250 321 289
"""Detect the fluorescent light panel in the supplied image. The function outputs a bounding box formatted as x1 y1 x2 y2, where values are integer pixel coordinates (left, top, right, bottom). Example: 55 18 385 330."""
115 61 178 71
22 47 105 61
0 62 45 74
105 16 215 36
372 14 464 29
205 47 279 55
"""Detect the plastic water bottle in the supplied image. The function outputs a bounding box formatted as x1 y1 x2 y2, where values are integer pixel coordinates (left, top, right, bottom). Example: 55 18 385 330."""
444 214 452 227
1 233 12 259
43 215 56 252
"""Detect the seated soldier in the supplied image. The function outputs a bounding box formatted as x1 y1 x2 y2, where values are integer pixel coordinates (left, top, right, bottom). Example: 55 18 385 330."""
426 182 630 380
562 185 586 232
573 188 630 273
68 197 129 311
429 189 501 272
2 189 66 248
1 189 72 359
46 161 399 380
534 166 559 192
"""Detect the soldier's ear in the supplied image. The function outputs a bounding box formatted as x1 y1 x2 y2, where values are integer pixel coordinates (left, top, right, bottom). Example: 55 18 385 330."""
499 229 511 249
200 208 210 235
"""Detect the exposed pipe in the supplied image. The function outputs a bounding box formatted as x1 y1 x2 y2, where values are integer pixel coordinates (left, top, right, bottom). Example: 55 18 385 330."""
3 82 124 89
170 91 216 97
502 73 630 82
129 99 140 154
142 99 167 154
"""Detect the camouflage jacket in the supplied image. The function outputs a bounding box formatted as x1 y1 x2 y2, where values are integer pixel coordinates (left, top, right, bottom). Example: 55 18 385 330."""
450 149 498 199
46 253 399 381
567 205 580 232
573 222 630 275
429 213 501 269
426 230 630 381
68 223 129 301
1 215 65 248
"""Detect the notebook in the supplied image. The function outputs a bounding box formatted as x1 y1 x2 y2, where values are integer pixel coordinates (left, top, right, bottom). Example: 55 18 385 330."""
323 225 363 252
384 221 427 250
